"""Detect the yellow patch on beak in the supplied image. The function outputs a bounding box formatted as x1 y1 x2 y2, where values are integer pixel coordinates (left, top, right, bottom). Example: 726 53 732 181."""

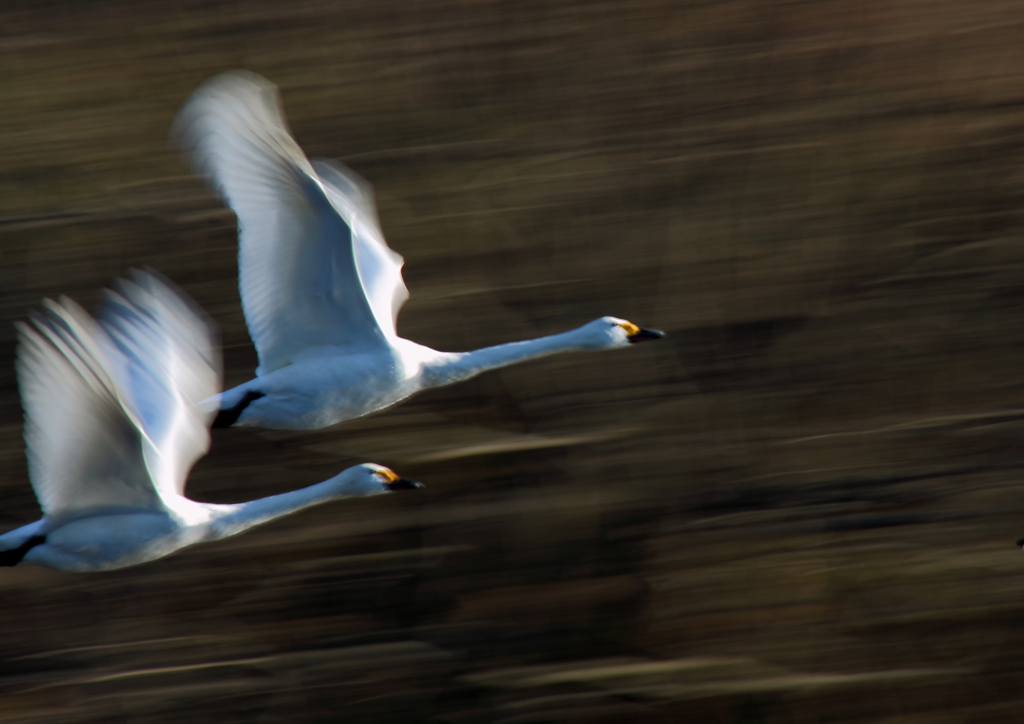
617 321 641 336
377 468 400 483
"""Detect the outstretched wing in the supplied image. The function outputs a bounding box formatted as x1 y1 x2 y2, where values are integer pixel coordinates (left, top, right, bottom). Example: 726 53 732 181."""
17 298 162 518
97 270 222 498
312 159 408 337
172 70 401 375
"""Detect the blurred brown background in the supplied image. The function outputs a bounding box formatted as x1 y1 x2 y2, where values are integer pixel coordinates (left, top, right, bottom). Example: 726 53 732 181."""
2 0 1024 721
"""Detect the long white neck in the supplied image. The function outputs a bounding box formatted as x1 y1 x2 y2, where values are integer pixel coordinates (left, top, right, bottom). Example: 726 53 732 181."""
420 328 591 389
203 474 382 541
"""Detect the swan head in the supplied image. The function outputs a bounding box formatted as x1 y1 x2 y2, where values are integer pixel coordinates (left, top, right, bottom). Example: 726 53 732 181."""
578 316 665 349
343 463 424 495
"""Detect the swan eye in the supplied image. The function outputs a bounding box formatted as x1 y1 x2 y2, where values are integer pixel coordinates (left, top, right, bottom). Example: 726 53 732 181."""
616 322 640 336
375 467 400 484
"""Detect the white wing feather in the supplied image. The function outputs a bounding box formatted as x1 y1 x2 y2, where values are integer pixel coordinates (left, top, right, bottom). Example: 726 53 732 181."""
16 272 221 519
172 71 404 374
97 270 221 498
17 299 162 518
312 159 409 337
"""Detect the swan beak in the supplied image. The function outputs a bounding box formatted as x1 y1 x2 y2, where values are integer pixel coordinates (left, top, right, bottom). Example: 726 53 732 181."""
385 478 425 492
627 327 664 344
1016 537 1024 549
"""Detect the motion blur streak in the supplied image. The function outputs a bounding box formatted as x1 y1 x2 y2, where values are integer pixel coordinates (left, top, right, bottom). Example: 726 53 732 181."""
0 0 1022 721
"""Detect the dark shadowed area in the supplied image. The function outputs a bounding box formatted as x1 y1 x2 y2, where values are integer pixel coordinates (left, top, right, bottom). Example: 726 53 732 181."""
2 0 1024 721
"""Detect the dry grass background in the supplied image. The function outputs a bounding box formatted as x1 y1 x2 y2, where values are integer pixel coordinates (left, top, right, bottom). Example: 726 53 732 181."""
2 0 1024 721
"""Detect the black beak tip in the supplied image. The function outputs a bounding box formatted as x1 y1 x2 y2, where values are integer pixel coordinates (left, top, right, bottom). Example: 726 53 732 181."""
628 328 665 344
385 478 425 492
1016 537 1024 549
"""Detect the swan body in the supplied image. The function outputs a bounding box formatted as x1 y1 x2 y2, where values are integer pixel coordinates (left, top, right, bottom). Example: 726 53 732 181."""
0 271 421 572
174 71 664 430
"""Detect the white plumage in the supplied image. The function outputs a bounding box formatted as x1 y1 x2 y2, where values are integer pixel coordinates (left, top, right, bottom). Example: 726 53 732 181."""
0 271 421 572
174 71 663 430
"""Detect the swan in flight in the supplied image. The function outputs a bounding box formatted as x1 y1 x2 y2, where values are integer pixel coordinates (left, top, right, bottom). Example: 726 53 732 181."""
173 71 664 430
0 271 422 572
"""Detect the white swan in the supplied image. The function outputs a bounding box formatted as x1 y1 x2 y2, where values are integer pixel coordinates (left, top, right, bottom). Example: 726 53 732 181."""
0 271 422 572
172 71 664 430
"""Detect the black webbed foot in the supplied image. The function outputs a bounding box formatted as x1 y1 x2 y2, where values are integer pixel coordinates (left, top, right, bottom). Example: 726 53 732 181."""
0 535 45 566
212 390 265 428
